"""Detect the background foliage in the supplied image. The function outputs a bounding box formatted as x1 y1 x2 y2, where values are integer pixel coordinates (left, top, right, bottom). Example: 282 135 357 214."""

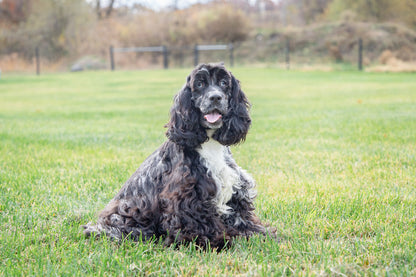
1 0 415 71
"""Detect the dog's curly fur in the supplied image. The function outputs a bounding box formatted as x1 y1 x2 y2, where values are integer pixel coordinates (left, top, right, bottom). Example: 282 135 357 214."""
83 63 270 249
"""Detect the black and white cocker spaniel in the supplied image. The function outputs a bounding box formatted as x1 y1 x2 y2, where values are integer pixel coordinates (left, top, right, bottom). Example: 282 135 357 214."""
83 63 271 249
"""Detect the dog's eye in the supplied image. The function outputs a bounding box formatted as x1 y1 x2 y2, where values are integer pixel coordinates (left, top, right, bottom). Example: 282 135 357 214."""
196 81 204 89
219 80 228 87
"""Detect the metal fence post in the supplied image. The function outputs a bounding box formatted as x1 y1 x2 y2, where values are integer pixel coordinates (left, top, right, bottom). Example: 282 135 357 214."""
358 38 363 71
229 43 234 67
194 45 199 66
35 46 40 75
163 46 169 69
110 46 115 71
285 38 290 70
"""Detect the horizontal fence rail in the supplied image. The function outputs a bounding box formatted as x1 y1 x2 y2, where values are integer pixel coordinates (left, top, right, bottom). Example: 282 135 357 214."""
195 44 229 51
110 44 234 71
113 46 166 53
194 44 233 67
110 45 168 70
194 44 233 66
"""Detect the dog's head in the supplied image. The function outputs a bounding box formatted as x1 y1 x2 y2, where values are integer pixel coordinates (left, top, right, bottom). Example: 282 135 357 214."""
189 64 230 130
166 63 251 148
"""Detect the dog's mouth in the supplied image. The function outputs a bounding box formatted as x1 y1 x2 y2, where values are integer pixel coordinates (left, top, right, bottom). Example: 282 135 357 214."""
204 111 222 124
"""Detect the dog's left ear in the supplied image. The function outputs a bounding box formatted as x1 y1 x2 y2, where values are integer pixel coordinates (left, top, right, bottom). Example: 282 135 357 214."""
213 74 251 145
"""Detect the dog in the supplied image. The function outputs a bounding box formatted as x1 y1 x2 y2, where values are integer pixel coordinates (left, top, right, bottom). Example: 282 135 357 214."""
83 63 270 249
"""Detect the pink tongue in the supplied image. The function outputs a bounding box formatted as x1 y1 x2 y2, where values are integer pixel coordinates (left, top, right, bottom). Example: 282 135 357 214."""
204 112 222 123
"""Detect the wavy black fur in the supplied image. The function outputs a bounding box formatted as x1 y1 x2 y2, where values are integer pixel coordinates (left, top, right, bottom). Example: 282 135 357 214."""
213 75 251 145
83 63 272 250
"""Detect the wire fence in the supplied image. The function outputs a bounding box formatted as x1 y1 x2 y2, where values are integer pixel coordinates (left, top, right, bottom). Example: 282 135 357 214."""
2 36 414 75
108 38 366 72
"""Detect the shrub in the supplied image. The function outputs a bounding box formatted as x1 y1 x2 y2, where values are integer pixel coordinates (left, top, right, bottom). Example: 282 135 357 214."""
1 0 92 60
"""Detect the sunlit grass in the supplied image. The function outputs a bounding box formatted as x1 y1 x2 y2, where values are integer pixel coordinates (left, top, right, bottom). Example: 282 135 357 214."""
1 69 415 275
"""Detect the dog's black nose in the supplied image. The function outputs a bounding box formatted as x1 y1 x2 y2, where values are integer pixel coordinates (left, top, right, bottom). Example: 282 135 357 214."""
209 94 222 102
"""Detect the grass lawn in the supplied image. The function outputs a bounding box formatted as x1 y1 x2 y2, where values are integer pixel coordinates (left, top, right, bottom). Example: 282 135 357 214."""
0 68 415 276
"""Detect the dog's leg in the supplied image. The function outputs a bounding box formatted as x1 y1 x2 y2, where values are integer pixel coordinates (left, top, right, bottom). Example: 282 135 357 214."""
161 214 231 250
82 218 124 240
159 193 232 250
83 197 159 241
223 171 276 239
82 200 125 240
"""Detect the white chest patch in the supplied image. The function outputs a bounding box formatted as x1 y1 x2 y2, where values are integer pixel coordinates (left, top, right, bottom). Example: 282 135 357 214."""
197 139 241 215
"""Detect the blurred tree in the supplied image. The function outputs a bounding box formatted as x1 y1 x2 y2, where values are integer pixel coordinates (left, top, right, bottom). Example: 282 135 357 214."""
392 0 416 28
191 4 251 43
301 0 332 23
0 0 31 24
276 0 332 25
95 0 115 19
326 0 416 28
2 0 93 59
120 2 252 47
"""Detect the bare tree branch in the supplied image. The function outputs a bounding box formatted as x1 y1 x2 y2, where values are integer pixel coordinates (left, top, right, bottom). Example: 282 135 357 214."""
96 0 102 19
105 0 115 17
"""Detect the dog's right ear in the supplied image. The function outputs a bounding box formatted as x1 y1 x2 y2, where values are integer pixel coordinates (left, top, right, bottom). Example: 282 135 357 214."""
165 77 208 149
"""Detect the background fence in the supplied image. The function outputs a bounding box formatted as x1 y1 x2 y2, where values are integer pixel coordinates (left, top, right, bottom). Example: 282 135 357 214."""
107 38 367 72
4 36 413 75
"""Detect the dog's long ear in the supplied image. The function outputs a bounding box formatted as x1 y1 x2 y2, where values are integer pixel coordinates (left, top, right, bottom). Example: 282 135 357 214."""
213 74 251 145
165 79 208 149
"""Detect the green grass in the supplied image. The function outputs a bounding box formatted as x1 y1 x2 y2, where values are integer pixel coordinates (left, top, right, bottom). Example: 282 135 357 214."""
1 68 415 276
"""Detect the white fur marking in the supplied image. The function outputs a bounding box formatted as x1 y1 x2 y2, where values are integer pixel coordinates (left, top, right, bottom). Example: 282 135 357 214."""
197 138 241 215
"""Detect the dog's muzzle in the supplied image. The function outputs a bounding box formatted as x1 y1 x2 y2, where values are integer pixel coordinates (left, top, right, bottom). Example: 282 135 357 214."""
200 90 227 128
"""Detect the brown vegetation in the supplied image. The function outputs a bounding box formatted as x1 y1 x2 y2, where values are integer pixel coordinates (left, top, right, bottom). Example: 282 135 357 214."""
274 21 416 63
1 0 415 72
